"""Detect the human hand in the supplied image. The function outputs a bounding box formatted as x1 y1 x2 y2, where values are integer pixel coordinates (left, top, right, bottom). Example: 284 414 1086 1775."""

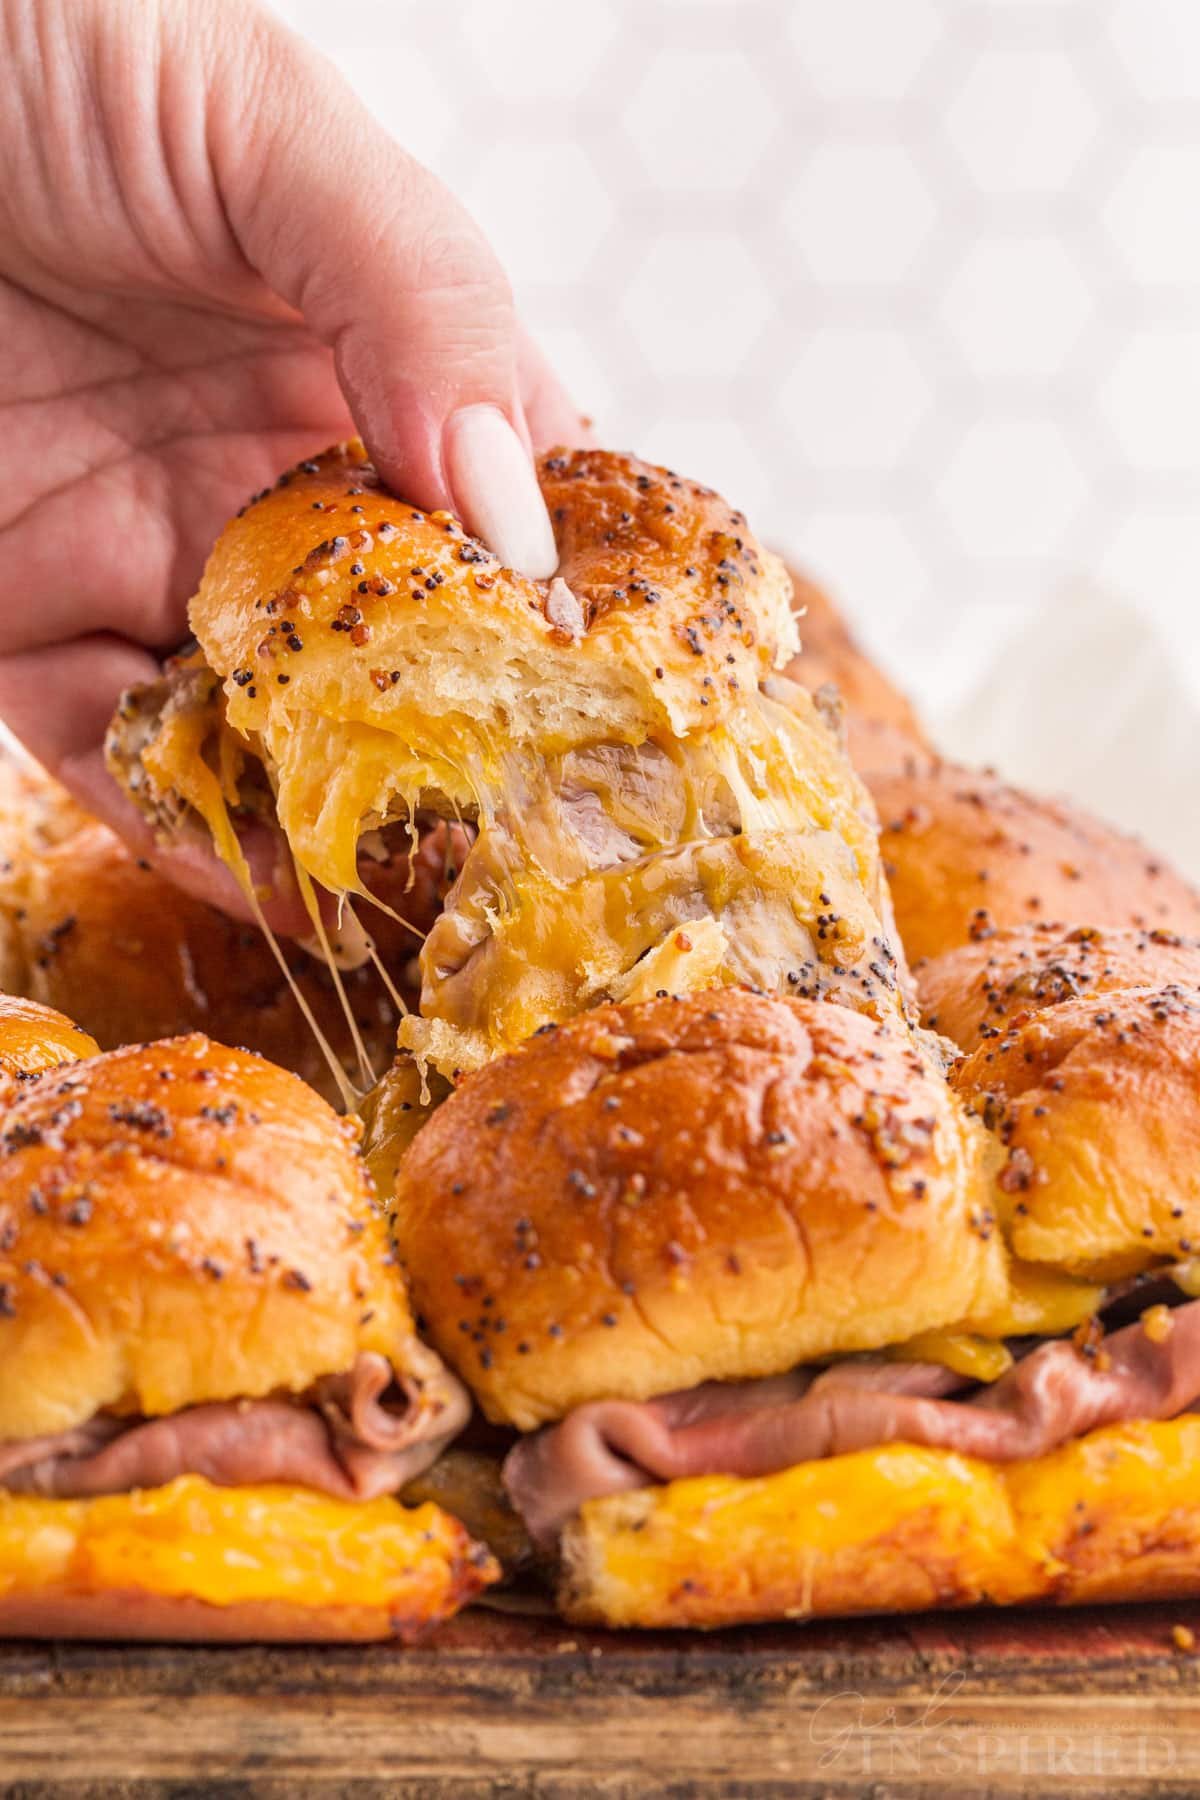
0 0 582 923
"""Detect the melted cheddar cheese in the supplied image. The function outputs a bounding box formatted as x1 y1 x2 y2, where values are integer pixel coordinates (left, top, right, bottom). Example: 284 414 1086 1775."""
561 1418 1200 1627
402 823 901 1074
887 1331 1014 1383
0 1476 496 1617
127 650 903 1086
968 1259 1106 1339
889 1260 1107 1381
563 1443 1041 1628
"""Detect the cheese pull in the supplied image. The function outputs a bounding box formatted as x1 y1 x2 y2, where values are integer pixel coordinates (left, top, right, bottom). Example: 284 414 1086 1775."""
106 444 907 1091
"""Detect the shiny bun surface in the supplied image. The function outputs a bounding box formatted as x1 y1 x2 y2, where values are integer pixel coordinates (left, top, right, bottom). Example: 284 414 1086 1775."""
955 984 1200 1278
918 923 1200 1052
393 989 1006 1430
0 995 99 1090
191 441 796 783
0 1034 410 1440
872 761 1200 965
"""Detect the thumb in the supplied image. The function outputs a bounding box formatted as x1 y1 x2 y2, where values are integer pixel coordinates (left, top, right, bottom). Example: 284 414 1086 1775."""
208 8 569 577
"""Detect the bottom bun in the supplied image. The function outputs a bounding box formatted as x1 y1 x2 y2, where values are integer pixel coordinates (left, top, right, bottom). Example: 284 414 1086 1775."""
0 1590 446 1643
0 1473 498 1642
559 1417 1200 1628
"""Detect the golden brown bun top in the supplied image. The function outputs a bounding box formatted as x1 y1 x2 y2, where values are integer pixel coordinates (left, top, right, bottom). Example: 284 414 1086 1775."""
393 989 1006 1430
871 760 1200 965
954 984 1200 1279
918 923 1200 1052
0 1034 411 1440
191 442 796 763
0 995 99 1088
782 566 930 757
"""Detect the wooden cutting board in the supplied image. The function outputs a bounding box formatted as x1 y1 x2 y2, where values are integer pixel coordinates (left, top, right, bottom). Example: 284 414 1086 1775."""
4 1601 1200 1796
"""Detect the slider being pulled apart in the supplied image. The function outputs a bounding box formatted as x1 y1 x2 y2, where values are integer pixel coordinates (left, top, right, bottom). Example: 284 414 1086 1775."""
107 444 910 1086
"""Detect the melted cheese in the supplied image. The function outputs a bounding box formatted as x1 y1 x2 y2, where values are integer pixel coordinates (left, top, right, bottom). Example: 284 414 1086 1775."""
608 917 730 1005
400 825 900 1075
888 1331 1014 1383
565 1443 1040 1627
136 651 899 1090
249 681 882 905
141 706 251 889
889 1261 1106 1382
0 1475 493 1614
140 700 364 1108
1171 1260 1200 1299
358 1058 450 1203
969 1260 1105 1340
565 1419 1200 1627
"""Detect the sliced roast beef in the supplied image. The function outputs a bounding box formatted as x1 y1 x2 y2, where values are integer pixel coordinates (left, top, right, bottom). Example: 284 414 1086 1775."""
505 1361 965 1548
0 1417 125 1486
505 1300 1200 1548
312 1343 471 1497
1 1348 470 1503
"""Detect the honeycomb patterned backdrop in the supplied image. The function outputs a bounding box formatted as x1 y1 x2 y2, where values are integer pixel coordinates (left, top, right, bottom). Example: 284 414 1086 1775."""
273 0 1200 876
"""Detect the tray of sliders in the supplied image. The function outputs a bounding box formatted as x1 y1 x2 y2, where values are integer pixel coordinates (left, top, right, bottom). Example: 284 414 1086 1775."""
3 446 1200 1795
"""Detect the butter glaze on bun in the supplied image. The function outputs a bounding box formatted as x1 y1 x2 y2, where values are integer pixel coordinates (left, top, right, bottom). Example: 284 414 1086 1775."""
918 923 1200 1053
193 442 796 766
0 995 99 1089
393 990 1007 1431
954 984 1200 1279
0 1034 413 1440
872 760 1200 965
184 440 800 903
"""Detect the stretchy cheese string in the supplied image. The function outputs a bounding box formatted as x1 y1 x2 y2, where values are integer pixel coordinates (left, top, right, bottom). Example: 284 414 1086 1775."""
146 728 366 1109
242 876 359 1111
347 899 410 1017
293 861 377 1091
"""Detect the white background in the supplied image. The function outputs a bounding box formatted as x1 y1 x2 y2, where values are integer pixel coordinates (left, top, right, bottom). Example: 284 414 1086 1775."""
273 0 1200 875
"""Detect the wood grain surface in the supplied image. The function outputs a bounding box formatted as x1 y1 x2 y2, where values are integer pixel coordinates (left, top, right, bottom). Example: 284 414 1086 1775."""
4 1601 1200 1796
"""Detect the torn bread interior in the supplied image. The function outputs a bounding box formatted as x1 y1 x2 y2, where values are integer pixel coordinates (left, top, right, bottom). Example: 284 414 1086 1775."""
106 444 908 1084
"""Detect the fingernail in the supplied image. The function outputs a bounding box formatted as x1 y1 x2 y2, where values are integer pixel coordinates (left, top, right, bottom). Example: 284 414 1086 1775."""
443 404 558 579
